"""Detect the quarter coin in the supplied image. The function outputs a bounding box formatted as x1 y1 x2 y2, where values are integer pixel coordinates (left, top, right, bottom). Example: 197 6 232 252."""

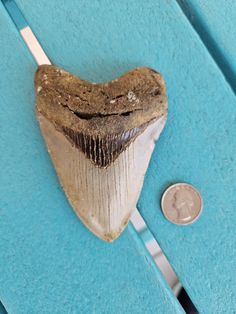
161 183 203 225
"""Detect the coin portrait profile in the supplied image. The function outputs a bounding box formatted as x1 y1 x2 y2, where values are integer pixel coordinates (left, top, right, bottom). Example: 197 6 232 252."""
161 183 203 225
172 188 194 221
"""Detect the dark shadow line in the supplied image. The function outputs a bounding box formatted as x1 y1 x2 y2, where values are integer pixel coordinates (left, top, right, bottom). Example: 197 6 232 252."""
132 209 199 314
0 301 7 314
176 0 236 95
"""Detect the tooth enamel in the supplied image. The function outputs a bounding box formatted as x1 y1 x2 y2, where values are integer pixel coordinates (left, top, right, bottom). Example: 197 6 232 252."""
35 65 168 242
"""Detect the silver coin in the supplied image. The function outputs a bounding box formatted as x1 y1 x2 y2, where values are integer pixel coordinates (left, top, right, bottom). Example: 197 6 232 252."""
161 183 203 225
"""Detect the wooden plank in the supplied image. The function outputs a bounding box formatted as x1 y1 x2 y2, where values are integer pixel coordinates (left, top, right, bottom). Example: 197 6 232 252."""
13 0 236 312
11 0 236 311
177 0 236 93
0 3 183 314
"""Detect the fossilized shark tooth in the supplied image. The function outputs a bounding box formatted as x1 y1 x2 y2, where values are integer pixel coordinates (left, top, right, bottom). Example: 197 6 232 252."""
35 65 167 242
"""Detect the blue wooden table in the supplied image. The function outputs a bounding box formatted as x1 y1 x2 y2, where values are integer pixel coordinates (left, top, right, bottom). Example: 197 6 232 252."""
0 1 235 313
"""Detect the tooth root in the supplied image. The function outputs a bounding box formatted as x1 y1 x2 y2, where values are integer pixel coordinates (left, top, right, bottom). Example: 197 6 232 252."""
37 113 166 241
35 65 168 241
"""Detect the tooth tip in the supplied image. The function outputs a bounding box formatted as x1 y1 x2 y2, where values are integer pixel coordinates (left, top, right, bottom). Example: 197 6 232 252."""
101 233 119 243
77 211 130 243
99 227 127 242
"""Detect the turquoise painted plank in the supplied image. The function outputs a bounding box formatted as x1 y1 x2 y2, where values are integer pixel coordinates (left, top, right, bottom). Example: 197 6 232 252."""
13 0 236 313
0 3 183 314
177 0 236 92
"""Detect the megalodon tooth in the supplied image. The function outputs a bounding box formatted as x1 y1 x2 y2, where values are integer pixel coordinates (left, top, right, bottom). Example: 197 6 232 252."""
35 65 168 242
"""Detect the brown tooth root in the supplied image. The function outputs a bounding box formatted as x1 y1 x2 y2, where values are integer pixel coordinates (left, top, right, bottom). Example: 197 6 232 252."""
35 65 168 242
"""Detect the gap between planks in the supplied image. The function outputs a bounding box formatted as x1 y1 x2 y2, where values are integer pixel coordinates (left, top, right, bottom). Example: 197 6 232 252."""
176 0 236 95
